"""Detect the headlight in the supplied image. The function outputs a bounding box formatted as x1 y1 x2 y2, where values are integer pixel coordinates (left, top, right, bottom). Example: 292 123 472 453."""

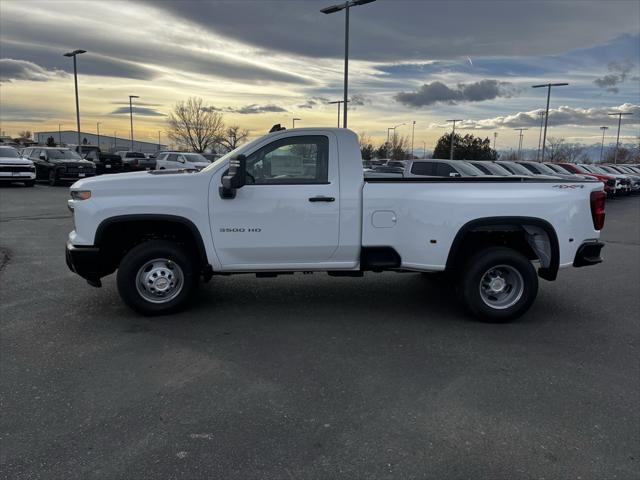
70 190 91 200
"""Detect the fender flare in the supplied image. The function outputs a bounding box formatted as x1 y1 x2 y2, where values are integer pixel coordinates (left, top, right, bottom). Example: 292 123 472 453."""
446 216 560 281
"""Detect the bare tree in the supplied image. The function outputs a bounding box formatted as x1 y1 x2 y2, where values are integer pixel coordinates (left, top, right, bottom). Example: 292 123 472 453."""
546 137 565 162
167 97 225 152
220 125 249 152
358 133 375 160
17 130 32 140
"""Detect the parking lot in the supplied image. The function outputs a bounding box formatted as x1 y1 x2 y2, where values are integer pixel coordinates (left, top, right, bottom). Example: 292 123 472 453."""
1 184 638 479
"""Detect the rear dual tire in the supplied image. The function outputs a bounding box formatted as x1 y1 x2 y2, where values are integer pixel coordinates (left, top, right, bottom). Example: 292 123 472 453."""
459 247 538 323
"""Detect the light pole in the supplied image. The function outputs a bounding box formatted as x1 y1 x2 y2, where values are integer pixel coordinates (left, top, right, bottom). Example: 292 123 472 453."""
607 112 633 164
535 110 545 162
410 120 416 158
158 131 161 151
129 95 139 151
599 126 609 162
532 82 568 162
63 49 86 147
422 141 427 159
58 123 62 146
328 100 350 127
113 131 117 151
514 128 528 160
293 117 301 128
321 0 376 129
96 122 101 149
493 132 497 150
447 119 462 160
386 122 405 159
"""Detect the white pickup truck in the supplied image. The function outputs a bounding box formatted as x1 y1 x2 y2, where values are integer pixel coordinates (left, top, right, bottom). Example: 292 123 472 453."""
66 128 605 322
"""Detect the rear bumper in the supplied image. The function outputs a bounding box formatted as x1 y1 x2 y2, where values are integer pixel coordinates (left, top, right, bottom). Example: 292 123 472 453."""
573 241 605 267
66 241 111 286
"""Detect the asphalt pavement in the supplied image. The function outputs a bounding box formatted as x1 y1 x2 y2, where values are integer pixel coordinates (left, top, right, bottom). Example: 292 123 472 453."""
1 183 638 479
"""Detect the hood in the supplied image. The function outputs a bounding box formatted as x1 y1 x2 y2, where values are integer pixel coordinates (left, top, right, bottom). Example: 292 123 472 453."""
0 156 33 166
70 168 203 191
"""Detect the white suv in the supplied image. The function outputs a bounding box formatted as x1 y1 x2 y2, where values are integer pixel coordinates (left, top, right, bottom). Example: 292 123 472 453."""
0 146 36 187
155 152 210 171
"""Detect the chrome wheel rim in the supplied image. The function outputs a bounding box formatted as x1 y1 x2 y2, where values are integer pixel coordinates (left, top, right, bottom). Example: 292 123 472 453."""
479 264 524 310
135 258 184 304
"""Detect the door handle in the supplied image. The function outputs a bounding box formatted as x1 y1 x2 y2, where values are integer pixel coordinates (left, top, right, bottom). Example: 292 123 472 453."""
308 196 335 202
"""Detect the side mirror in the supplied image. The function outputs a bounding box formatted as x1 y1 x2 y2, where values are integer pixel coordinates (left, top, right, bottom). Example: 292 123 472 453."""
220 154 247 199
449 172 461 177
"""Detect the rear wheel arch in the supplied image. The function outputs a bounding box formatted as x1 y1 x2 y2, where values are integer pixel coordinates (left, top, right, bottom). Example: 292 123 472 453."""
446 216 560 281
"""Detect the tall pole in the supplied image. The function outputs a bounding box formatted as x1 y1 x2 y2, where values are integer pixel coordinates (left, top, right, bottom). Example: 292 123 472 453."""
447 119 462 160
387 123 405 159
129 95 139 151
114 131 116 150
514 128 528 160
410 120 416 158
532 82 568 162
493 132 497 150
58 124 62 146
342 4 349 129
293 118 301 128
337 102 341 128
64 50 86 147
608 112 633 164
599 126 608 162
321 0 377 129
96 122 101 149
422 141 426 159
158 131 161 151
536 111 545 162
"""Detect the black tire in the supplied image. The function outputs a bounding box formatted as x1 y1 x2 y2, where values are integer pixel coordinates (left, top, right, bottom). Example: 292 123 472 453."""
24 180 35 187
459 247 538 323
48 169 59 186
117 239 198 316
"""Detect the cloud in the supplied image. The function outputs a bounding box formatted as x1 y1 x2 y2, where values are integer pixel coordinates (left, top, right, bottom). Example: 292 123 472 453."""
110 106 166 116
0 58 67 83
297 97 330 109
429 103 640 130
233 104 288 115
594 60 636 93
350 95 368 106
395 80 514 107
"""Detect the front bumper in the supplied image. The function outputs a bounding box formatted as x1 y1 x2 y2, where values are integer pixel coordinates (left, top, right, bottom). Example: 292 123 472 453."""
66 241 111 286
0 172 35 180
573 241 605 267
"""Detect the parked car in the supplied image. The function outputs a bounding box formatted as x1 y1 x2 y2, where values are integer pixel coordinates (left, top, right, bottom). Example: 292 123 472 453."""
155 152 211 171
22 147 95 185
467 161 513 176
70 145 101 158
495 161 556 178
202 153 223 162
404 159 485 177
554 163 618 197
84 150 124 175
602 165 640 193
0 146 35 187
578 164 630 196
516 161 595 181
116 151 156 171
66 128 605 322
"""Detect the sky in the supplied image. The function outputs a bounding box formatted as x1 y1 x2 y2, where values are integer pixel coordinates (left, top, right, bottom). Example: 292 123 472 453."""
0 0 639 152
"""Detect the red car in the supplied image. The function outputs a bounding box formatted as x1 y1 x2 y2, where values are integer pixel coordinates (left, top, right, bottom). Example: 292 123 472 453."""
555 163 617 197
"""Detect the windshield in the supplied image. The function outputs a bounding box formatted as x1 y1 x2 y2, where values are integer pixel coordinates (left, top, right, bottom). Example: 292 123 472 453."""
201 136 264 173
530 163 557 175
546 163 568 174
456 162 484 176
182 153 209 163
498 161 531 175
0 147 19 158
47 149 82 160
127 152 146 158
593 165 616 174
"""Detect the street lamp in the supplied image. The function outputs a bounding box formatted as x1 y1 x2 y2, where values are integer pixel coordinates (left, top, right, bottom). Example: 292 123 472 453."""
328 100 350 127
410 120 416 158
96 122 101 149
58 123 62 146
422 140 427 159
514 128 528 160
63 49 86 147
532 82 569 161
493 131 498 150
607 112 633 164
321 0 376 129
535 110 545 162
158 131 161 151
129 95 139 151
446 119 462 160
293 117 301 128
599 126 609 162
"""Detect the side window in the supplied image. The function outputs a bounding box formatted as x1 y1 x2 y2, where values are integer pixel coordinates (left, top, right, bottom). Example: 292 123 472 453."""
86 151 98 161
435 163 457 176
167 154 179 162
521 163 538 174
31 149 41 160
410 162 435 175
245 135 329 184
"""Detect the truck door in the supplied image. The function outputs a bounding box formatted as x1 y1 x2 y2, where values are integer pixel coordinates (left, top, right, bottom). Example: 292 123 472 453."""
210 133 340 268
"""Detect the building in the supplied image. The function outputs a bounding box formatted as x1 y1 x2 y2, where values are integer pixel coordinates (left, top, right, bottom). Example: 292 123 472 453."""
35 130 167 154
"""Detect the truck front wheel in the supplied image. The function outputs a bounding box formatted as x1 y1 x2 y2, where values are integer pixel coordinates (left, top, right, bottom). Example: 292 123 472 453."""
117 239 198 315
459 247 538 323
